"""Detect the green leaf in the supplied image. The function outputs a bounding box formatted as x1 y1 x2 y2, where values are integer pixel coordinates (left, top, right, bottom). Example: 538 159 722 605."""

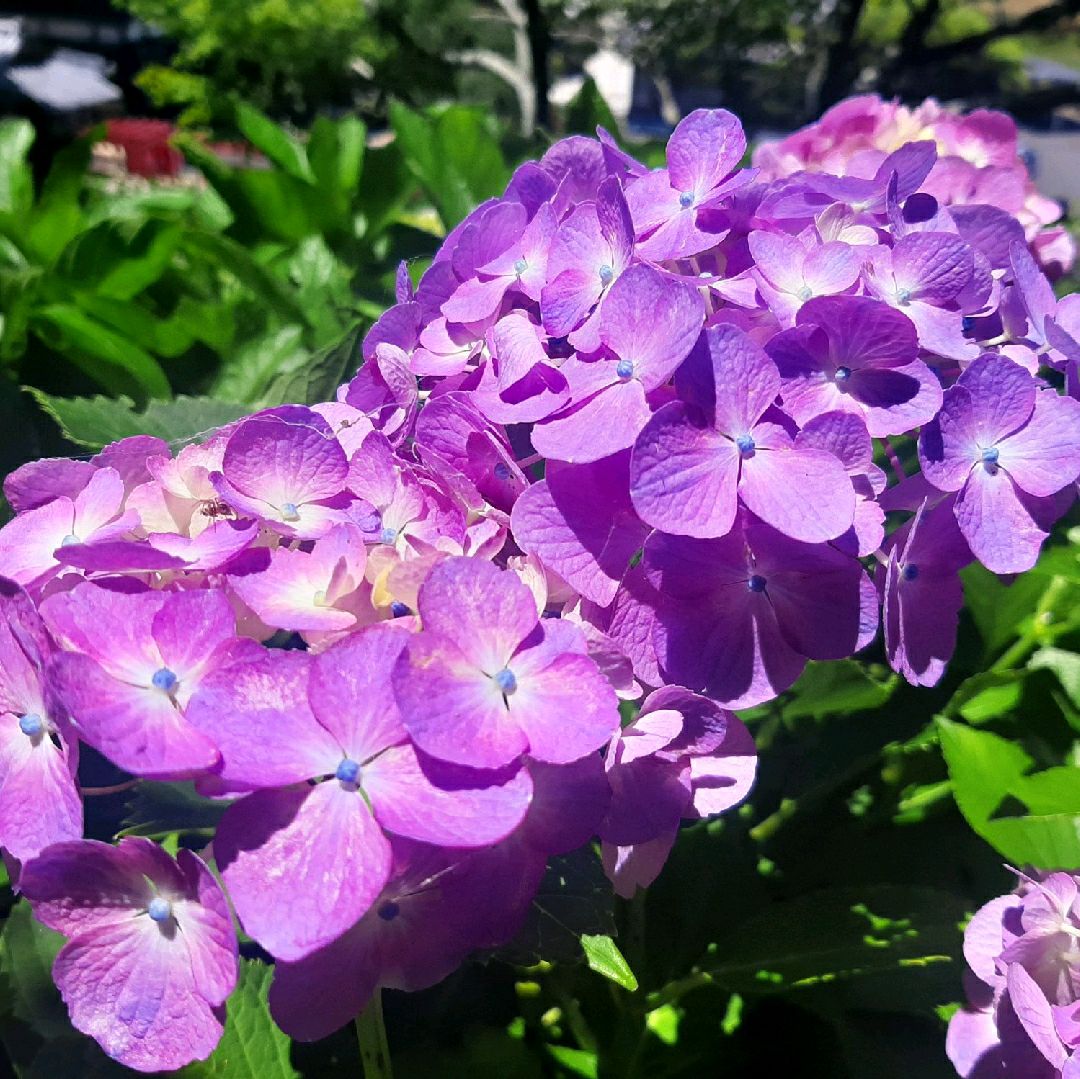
210 325 308 405
182 961 298 1079
937 717 1080 867
30 304 171 400
781 660 896 722
563 77 618 137
25 137 91 264
698 885 966 996
28 390 249 450
580 934 638 991
389 103 508 228
1008 767 1080 816
545 1045 598 1078
949 670 1025 723
118 781 232 840
234 102 315 184
0 119 35 220
497 849 615 965
961 561 1052 655
1029 647 1080 708
262 322 362 407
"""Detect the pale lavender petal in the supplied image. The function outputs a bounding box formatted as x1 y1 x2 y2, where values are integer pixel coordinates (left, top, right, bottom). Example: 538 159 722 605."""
996 390 1080 497
531 379 650 464
955 465 1048 574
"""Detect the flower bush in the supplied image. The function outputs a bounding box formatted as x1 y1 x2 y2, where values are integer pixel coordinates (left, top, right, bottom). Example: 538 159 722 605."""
0 92 1079 1075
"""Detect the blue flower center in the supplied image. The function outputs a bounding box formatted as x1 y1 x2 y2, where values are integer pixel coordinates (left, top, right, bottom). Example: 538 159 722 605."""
513 257 528 276
151 668 178 694
896 288 912 306
147 897 172 923
379 526 397 545
736 434 756 456
281 502 300 522
18 713 43 737
961 315 975 333
60 533 80 547
378 901 400 921
796 285 813 302
335 758 361 785
902 563 919 581
981 446 1000 467
493 462 511 481
493 668 518 695
834 365 852 382
598 264 614 286
678 191 694 209
616 359 634 380
747 574 767 593
390 601 411 618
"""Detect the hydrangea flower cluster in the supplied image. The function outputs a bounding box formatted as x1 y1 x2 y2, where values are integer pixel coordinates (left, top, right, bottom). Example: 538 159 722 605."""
1 95 1079 1071
948 868 1080 1078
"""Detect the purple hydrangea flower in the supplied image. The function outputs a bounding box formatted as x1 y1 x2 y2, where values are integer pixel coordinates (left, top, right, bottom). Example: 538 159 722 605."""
948 869 1080 1078
880 497 972 687
0 577 81 862
393 557 620 769
766 295 943 437
635 510 878 708
42 584 243 777
599 687 756 897
0 467 137 591
919 354 1080 573
19 838 238 1073
188 624 531 961
626 108 750 261
630 323 856 542
532 264 704 463
212 406 352 538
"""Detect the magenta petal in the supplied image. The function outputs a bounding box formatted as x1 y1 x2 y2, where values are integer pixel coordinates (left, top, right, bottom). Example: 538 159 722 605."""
667 108 746 194
49 651 219 778
309 623 410 760
630 402 740 538
688 716 758 816
216 782 392 961
0 718 81 861
184 650 339 789
1007 963 1068 1068
53 920 226 1072
601 831 677 899
416 557 537 675
441 275 511 323
151 589 236 689
394 634 528 769
175 848 238 1007
541 268 601 337
365 744 532 846
531 379 651 464
509 651 620 764
738 446 855 542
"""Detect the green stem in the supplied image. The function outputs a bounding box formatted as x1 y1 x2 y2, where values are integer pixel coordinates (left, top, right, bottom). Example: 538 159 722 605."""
356 990 393 1079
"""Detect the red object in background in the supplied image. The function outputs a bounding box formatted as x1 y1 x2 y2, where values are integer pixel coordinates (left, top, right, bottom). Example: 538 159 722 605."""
105 119 184 178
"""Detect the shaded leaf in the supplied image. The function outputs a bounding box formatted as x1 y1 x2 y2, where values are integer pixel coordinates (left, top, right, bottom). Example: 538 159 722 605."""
118 781 232 840
581 934 638 991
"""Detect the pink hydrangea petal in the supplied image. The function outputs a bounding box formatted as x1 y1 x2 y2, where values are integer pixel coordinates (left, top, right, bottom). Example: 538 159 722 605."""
54 918 226 1072
393 633 528 769
49 651 219 778
174 848 238 1007
364 744 532 846
309 622 410 760
216 782 392 962
151 589 237 696
630 402 741 538
738 445 855 542
416 557 537 675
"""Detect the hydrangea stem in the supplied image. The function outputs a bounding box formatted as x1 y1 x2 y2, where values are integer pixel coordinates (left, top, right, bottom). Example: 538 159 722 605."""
356 990 393 1079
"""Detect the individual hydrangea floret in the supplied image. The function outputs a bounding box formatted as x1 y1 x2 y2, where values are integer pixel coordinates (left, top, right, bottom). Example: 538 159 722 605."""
19 838 238 1073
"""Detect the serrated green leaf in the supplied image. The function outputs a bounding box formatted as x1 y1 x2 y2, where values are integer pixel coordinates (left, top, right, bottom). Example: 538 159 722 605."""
580 934 638 991
28 390 249 450
697 885 965 996
262 322 362 407
182 961 298 1079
